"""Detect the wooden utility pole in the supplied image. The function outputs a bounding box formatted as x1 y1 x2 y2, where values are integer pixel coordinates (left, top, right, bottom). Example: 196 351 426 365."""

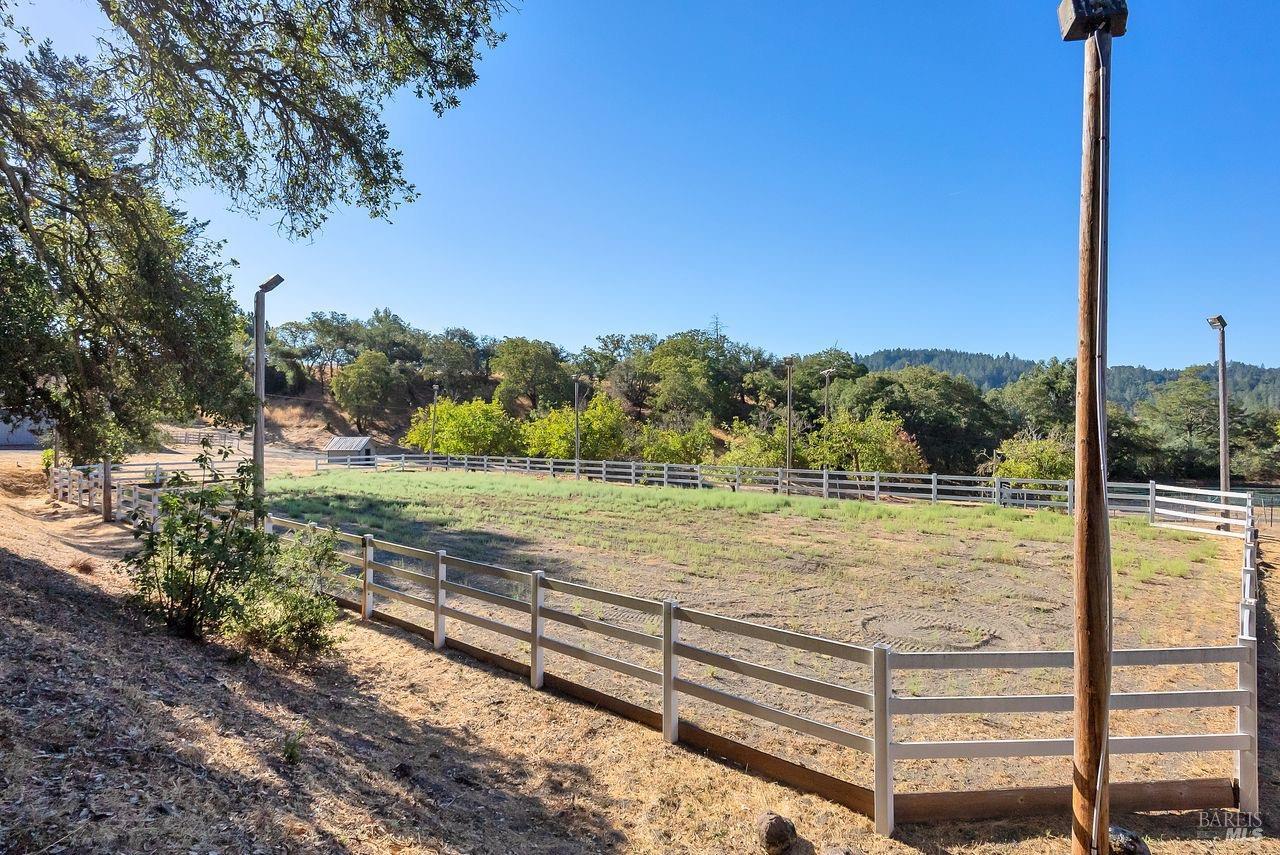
1060 2 1126 853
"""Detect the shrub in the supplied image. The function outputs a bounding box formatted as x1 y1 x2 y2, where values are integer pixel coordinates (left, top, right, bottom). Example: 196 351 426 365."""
717 418 792 468
987 429 1074 481
800 410 928 473
41 447 54 474
402 398 524 456
127 447 268 641
233 529 342 664
129 445 341 663
636 417 714 464
523 393 629 460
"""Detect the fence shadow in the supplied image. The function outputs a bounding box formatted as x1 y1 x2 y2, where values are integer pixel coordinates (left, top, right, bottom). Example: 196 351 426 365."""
268 485 604 585
0 546 626 853
1254 532 1277 824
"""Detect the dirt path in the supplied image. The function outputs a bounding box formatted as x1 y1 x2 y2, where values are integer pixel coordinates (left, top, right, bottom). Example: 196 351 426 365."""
0 455 1269 853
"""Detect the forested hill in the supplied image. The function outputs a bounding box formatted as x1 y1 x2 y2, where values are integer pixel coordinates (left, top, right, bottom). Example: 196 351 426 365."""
856 348 1280 410
856 349 1036 391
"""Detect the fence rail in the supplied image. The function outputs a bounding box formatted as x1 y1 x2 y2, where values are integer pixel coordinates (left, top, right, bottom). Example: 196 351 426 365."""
316 452 1254 535
47 460 1262 834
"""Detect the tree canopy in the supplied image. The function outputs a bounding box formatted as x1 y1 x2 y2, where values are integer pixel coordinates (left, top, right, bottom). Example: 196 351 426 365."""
0 0 507 459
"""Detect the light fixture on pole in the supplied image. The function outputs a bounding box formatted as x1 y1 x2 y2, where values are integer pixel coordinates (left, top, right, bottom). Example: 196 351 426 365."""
253 273 284 521
820 366 838 421
1207 315 1230 520
1059 2 1125 853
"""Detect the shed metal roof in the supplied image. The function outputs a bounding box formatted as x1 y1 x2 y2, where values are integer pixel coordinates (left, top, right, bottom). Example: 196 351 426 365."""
324 435 373 452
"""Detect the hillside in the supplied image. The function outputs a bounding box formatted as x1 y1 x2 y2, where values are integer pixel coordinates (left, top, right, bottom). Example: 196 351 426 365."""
855 349 1036 391
857 347 1280 410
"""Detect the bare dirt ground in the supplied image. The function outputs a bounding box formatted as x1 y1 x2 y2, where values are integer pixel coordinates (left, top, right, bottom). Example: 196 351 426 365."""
3 453 1274 853
269 469 1252 802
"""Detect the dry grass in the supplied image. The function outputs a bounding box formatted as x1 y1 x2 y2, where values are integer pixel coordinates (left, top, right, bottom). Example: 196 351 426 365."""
1 456 1273 853
263 470 1251 799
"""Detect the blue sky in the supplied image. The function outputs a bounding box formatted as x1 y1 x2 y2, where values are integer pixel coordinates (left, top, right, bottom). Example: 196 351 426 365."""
14 1 1280 368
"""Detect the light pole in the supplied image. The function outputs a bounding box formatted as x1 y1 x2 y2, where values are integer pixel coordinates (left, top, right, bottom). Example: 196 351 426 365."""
573 376 583 480
783 356 795 482
429 382 440 466
1207 315 1230 516
1060 2 1126 853
254 274 284 520
820 366 838 422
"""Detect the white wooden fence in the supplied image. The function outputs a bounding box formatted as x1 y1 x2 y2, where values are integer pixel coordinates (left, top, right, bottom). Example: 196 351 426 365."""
47 460 1261 832
167 426 246 447
317 451 1256 536
260 508 1259 835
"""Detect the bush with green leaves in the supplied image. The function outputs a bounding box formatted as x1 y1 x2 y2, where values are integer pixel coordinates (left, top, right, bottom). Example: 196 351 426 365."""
127 448 267 641
128 446 339 663
801 410 928 473
635 417 714 464
716 418 794 468
523 394 629 460
232 530 342 664
986 429 1074 481
402 397 524 456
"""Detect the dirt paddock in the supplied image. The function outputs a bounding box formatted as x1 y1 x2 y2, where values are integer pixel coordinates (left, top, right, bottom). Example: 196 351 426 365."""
2 452 1276 853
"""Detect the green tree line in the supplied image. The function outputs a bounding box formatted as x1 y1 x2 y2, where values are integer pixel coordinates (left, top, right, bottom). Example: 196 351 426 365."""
287 313 1280 482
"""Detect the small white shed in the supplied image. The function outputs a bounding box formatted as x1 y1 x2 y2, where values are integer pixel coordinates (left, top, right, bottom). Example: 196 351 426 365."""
324 436 375 466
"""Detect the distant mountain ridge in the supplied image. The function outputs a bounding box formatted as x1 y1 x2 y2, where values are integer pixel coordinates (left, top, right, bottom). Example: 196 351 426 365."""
854 348 1280 410
855 349 1036 392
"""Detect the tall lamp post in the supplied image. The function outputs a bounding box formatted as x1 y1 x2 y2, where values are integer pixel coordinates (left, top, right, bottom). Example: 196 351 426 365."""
783 357 795 490
429 382 440 467
1060 2 1126 853
820 366 838 421
573 376 584 480
1207 315 1230 519
253 274 284 520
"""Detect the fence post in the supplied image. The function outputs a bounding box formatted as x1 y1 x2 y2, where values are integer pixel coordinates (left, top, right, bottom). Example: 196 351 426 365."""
874 472 881 503
930 473 938 504
264 513 274 536
873 644 894 836
1238 632 1259 815
433 550 447 649
735 466 742 492
992 476 1002 506
663 463 670 488
1243 528 1258 602
777 467 784 494
113 482 123 521
823 469 830 499
631 460 637 485
1066 479 1075 516
1147 480 1157 525
530 570 545 689
361 535 375 620
663 599 679 743
695 464 702 490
